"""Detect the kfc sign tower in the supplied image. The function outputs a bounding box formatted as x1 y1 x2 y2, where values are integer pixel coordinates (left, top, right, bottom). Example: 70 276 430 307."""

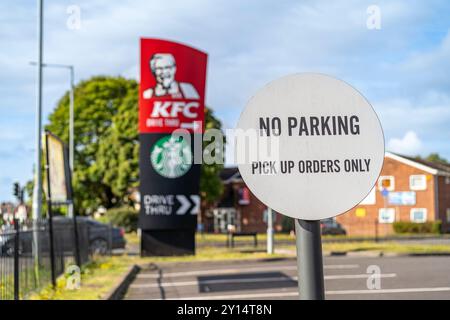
139 38 207 256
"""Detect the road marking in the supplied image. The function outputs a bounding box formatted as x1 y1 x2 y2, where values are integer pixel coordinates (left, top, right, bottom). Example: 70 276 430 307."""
136 264 360 279
130 273 396 288
326 287 450 295
157 286 450 300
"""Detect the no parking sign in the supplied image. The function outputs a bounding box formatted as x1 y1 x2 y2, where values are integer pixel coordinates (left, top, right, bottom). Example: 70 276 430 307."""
236 73 385 221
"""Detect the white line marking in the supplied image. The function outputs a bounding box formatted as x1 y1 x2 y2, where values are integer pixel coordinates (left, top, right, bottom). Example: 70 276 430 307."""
157 286 450 300
130 273 396 289
326 287 450 295
136 264 359 279
325 273 396 280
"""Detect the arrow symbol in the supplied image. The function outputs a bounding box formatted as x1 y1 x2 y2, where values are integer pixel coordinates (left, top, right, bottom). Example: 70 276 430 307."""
180 121 201 131
190 195 200 215
176 195 190 215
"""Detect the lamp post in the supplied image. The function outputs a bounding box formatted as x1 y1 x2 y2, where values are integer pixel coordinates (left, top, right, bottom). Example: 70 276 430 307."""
32 0 44 222
30 62 75 217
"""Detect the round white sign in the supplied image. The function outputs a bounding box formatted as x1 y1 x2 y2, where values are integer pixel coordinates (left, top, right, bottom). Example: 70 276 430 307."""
236 73 385 220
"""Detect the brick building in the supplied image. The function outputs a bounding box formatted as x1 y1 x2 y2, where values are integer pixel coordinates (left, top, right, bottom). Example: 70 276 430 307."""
201 167 283 233
336 152 450 236
203 152 450 235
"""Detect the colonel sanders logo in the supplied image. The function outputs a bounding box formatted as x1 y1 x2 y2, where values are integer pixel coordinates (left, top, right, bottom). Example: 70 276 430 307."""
143 53 199 100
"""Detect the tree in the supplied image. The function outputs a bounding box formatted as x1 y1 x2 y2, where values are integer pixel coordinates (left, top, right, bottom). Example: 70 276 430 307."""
46 76 137 213
425 153 449 165
45 76 225 214
415 153 449 165
201 107 225 204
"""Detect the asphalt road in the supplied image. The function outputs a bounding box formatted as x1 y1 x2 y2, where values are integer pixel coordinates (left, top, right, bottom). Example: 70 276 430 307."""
124 256 450 300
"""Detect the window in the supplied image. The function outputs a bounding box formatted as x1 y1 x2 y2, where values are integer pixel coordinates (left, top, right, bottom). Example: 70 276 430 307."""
409 175 427 191
378 176 395 191
446 209 450 223
355 208 366 218
360 187 376 205
378 208 395 223
446 177 450 185
410 208 427 223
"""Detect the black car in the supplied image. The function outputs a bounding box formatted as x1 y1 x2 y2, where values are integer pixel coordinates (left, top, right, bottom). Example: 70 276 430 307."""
0 217 126 256
321 218 346 235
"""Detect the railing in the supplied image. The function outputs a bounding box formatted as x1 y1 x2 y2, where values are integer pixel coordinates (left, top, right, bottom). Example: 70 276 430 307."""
0 218 113 300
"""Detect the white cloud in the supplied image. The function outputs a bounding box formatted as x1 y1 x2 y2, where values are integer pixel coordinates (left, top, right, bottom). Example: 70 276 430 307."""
387 131 423 155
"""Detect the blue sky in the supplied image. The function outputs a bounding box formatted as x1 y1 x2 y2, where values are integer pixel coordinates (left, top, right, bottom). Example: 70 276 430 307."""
1 0 450 202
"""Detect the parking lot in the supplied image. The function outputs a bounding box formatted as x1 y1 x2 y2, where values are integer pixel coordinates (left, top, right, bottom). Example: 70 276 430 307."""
125 256 450 300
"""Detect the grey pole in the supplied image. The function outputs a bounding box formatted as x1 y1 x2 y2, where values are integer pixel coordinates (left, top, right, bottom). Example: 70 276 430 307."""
68 66 74 218
295 219 325 300
267 207 274 254
32 0 44 281
32 0 44 222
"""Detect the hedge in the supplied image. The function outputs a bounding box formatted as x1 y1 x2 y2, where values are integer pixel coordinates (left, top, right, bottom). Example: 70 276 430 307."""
97 206 138 233
393 221 442 234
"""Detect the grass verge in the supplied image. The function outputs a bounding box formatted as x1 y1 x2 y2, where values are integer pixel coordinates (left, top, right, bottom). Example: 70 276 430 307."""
28 246 290 300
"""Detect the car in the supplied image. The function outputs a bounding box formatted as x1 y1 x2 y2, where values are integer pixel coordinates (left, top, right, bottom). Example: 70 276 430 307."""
321 218 346 235
0 217 126 257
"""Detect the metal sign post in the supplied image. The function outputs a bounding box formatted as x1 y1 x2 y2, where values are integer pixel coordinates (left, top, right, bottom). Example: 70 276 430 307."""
295 219 325 300
267 207 274 254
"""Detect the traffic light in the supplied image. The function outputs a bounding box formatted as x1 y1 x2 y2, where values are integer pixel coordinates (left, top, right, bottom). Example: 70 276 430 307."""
13 182 20 198
12 182 24 203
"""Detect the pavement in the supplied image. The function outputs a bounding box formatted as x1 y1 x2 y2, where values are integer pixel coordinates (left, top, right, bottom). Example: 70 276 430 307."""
124 255 450 300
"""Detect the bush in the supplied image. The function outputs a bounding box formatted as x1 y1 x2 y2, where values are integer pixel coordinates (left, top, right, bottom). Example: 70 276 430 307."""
281 216 294 233
98 206 138 233
393 221 442 234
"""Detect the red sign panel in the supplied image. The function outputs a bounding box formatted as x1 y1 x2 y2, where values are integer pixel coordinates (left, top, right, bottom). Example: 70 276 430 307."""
139 38 207 133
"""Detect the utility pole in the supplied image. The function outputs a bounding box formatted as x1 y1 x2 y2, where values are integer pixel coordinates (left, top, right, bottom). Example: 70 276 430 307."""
32 0 44 222
32 0 44 281
68 65 74 218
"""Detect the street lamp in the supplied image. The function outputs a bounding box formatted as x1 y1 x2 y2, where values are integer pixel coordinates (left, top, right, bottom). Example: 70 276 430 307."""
33 0 44 222
30 62 75 217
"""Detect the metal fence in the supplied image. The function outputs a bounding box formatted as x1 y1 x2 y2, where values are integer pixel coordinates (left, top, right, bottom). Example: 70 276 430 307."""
0 218 113 300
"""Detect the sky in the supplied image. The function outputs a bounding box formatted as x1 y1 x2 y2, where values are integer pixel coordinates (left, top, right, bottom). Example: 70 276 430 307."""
1 0 450 202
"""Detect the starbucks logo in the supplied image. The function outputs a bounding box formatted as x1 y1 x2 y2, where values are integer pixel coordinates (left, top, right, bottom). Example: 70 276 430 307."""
150 135 192 178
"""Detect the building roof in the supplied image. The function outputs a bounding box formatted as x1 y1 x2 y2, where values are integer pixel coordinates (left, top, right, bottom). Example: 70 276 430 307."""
220 167 242 183
386 152 450 177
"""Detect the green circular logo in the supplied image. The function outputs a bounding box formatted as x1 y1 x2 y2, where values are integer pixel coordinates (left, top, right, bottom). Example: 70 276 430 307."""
150 135 192 178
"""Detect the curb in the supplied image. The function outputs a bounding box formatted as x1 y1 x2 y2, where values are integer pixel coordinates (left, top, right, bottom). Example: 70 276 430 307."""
104 264 141 300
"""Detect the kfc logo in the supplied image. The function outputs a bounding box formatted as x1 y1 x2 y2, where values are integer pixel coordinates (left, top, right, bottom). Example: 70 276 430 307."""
143 54 199 100
139 39 207 134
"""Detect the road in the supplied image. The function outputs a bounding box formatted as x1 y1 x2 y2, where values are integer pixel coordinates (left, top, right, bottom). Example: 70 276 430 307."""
125 256 450 300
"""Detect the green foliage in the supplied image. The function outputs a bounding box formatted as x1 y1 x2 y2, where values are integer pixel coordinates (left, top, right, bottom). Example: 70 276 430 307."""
201 107 225 204
45 76 225 215
415 153 449 165
393 221 442 234
98 206 138 232
281 216 294 233
46 76 137 213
